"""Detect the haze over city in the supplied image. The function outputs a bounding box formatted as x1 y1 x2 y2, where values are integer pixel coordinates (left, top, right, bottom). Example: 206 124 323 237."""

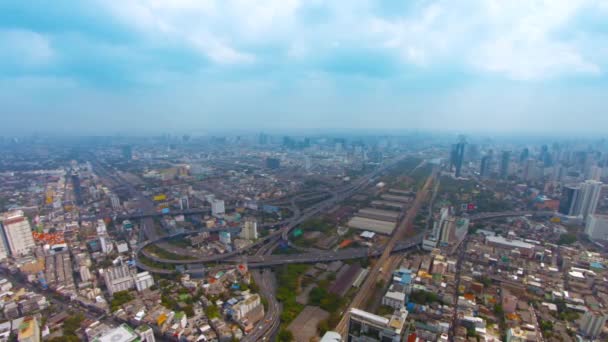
2 0 608 135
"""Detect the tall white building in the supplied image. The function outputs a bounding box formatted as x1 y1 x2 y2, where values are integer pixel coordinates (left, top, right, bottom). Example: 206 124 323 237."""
103 264 135 296
211 199 225 217
1 210 35 257
232 294 262 320
585 214 608 241
240 219 258 240
134 271 155 292
580 310 608 338
110 194 121 210
576 180 603 221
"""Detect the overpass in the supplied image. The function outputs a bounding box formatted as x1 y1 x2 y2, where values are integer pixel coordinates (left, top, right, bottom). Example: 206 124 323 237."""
135 210 556 274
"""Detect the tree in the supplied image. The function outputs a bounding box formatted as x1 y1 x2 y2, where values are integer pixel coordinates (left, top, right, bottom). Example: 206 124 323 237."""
278 329 294 342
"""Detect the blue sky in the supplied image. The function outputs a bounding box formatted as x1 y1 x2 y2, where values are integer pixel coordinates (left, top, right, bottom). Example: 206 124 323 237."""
1 0 608 135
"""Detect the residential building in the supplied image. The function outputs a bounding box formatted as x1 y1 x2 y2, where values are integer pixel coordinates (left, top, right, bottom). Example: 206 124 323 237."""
585 214 608 241
240 219 258 240
580 310 607 339
134 272 155 292
211 199 225 217
17 316 40 342
347 308 408 342
110 194 121 210
232 294 262 320
103 264 135 296
136 325 155 342
1 210 35 257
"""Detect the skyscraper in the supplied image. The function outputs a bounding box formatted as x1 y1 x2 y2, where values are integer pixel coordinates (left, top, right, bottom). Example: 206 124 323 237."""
450 142 465 177
559 185 580 216
0 210 35 257
500 151 511 179
576 180 603 221
480 155 492 178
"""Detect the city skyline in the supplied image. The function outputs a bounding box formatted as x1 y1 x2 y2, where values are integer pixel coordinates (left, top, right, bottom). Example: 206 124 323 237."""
2 1 608 134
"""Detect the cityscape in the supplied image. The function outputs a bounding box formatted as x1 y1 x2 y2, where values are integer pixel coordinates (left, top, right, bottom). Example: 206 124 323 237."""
2 1 608 342
1 135 608 342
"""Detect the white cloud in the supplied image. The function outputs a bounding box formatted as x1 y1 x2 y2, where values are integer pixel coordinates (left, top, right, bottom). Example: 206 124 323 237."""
100 0 605 78
368 0 604 79
0 29 54 67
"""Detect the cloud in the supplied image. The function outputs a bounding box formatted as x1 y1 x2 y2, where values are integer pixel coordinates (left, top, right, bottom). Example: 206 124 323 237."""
0 29 54 68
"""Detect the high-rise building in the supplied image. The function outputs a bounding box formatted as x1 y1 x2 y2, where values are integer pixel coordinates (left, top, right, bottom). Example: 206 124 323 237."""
480 155 492 178
585 214 608 241
450 142 465 177
110 194 121 210
347 308 408 342
580 310 607 338
103 264 135 296
500 151 511 179
1 210 35 257
134 271 155 292
211 199 225 217
180 196 189 210
576 180 603 221
240 218 258 240
559 185 580 216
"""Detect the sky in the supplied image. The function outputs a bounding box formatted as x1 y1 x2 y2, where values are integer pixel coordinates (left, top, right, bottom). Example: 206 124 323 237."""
1 0 608 135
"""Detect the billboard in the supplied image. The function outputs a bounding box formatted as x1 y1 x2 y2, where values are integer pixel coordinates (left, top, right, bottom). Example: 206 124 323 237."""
154 194 167 201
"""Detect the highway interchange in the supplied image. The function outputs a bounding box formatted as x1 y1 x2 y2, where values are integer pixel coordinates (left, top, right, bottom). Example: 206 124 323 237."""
93 157 556 341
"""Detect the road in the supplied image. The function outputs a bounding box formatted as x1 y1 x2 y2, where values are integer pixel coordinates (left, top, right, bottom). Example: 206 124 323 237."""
334 167 438 337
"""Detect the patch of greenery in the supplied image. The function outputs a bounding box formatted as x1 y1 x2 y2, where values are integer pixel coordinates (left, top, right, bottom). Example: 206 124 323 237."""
557 233 577 245
110 290 135 312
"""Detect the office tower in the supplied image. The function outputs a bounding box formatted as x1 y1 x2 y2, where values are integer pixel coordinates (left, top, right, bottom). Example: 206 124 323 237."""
347 308 408 342
580 310 607 338
480 155 492 178
180 196 189 210
71 171 83 206
500 151 511 179
577 180 603 221
211 199 225 217
465 144 479 162
559 185 580 216
585 214 608 241
103 264 135 296
1 210 35 257
240 218 258 240
265 157 280 169
110 194 121 210
450 142 465 177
